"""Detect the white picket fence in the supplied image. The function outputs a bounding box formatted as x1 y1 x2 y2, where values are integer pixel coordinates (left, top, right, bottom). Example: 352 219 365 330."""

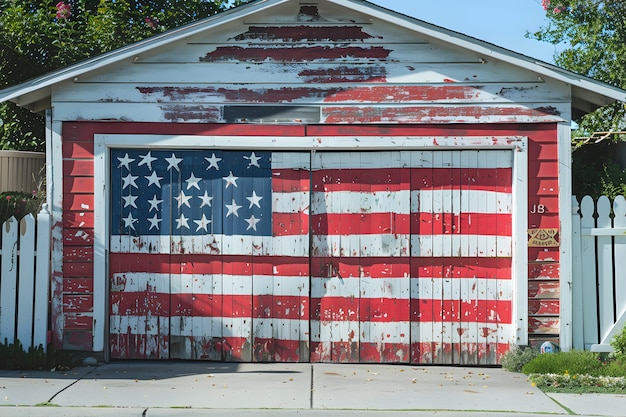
572 195 626 351
0 205 50 350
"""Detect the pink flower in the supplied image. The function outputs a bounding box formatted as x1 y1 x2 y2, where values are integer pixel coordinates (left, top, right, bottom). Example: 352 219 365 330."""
56 1 71 20
542 0 551 11
144 16 158 29
5 196 10 201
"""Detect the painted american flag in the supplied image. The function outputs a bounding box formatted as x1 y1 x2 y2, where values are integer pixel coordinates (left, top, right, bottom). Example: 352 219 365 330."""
109 148 513 364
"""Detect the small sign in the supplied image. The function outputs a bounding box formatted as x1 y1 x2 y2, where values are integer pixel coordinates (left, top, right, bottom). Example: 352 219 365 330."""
528 228 559 247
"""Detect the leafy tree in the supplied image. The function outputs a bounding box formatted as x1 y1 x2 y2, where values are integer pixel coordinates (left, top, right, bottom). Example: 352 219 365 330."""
533 1 626 198
0 0 252 151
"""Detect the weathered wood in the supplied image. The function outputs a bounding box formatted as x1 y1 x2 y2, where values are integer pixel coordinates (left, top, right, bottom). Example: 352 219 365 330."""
0 206 51 350
0 217 19 344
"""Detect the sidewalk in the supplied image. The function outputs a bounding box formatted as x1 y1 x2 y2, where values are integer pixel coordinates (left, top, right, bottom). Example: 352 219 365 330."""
0 362 624 416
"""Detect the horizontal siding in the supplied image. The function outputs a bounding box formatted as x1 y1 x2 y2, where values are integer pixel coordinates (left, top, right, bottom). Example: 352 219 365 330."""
53 2 571 125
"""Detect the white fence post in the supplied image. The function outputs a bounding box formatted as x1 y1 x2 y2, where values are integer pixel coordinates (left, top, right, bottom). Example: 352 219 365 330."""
579 196 598 349
34 204 51 349
16 214 36 348
0 216 19 344
571 196 584 350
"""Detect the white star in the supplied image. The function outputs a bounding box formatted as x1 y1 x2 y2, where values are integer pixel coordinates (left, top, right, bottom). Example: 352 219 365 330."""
165 153 183 171
117 153 135 170
245 215 261 231
223 171 239 188
123 212 137 230
147 214 162 231
205 153 222 170
138 151 157 170
145 171 163 188
244 152 262 168
122 193 138 208
122 173 139 189
147 195 163 212
175 213 190 230
246 190 263 209
175 190 192 208
185 173 201 190
198 191 213 208
225 199 242 217
194 214 212 232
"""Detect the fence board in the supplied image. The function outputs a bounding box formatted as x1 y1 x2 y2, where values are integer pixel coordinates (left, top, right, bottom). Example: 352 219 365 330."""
17 215 36 348
573 195 626 350
0 217 19 344
596 196 614 344
0 206 51 350
571 196 584 350
579 196 598 349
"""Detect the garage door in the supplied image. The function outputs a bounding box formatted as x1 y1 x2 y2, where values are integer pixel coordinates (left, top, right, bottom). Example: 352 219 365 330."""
109 148 512 364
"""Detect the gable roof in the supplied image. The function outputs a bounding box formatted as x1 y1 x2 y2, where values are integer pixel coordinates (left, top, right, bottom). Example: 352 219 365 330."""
2 0 625 118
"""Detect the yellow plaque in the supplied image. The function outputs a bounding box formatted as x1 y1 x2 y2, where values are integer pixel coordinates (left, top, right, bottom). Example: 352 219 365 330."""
528 228 559 247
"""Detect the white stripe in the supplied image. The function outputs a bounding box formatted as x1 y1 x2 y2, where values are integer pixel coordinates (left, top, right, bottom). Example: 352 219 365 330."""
311 276 409 299
411 322 514 344
413 235 512 257
273 191 310 214
110 315 169 336
271 152 310 170
111 272 309 297
111 234 309 256
312 150 513 169
312 234 411 257
311 321 408 343
411 190 512 214
311 190 410 214
168 317 308 340
411 278 513 303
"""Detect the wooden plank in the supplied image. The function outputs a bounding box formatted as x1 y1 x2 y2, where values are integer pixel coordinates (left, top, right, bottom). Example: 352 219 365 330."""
571 196 584 350
579 196 598 349
79 62 554 84
57 82 568 105
613 196 626 344
33 203 50 351
17 215 36 348
596 196 614 344
0 217 19 344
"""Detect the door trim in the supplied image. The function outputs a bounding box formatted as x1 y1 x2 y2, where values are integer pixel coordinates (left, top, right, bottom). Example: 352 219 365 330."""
93 134 528 354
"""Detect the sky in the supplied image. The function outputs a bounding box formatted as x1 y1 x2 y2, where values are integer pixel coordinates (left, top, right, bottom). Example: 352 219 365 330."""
367 0 564 64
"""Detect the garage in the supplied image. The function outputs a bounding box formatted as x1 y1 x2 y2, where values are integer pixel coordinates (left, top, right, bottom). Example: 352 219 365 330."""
108 143 515 364
4 0 625 364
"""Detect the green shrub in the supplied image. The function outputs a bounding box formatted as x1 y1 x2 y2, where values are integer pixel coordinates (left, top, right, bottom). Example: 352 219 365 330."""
522 350 604 376
0 339 79 371
611 325 626 359
0 190 45 225
501 345 539 372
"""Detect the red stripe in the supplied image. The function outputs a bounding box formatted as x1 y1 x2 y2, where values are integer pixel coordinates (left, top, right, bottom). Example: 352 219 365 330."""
311 213 411 235
110 334 169 360
312 297 409 322
111 293 308 320
312 168 511 192
312 168 410 192
110 254 309 275
412 299 512 323
272 212 309 236
272 168 310 192
252 339 309 362
410 342 510 364
412 213 512 236
310 257 410 278
411 257 512 279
